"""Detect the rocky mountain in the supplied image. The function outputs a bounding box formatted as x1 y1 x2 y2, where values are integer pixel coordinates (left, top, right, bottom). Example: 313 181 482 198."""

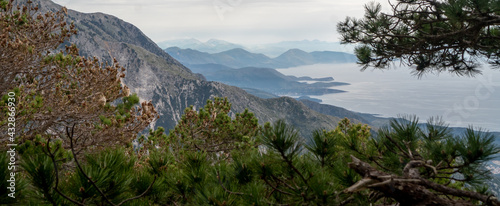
23 0 363 137
165 47 357 69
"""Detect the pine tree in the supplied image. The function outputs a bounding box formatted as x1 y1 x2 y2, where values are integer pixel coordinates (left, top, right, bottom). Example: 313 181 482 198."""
0 0 158 152
0 1 157 204
337 1 500 204
337 0 500 76
344 116 500 205
166 97 260 161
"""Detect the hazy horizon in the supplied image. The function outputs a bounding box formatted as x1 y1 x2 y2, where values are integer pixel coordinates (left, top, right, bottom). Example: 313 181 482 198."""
51 0 388 45
157 37 344 45
157 37 357 55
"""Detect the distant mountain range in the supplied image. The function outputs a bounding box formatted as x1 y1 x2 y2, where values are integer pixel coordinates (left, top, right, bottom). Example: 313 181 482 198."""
165 47 357 69
164 46 355 97
157 38 356 57
157 38 245 54
252 40 356 57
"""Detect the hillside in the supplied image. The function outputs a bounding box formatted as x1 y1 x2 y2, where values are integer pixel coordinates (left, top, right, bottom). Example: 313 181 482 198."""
22 0 365 136
298 100 390 128
187 64 347 96
165 47 357 69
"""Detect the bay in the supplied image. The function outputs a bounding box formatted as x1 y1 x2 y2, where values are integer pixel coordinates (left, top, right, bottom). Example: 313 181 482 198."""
277 63 500 132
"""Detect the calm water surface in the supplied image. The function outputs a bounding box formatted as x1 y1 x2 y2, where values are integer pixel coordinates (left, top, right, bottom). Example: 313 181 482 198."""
277 63 500 132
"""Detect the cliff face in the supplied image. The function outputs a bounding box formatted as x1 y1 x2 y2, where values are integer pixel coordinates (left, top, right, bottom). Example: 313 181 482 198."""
23 0 343 136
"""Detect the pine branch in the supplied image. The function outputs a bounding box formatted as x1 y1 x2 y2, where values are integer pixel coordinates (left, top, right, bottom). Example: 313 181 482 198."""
45 134 85 206
418 178 500 206
347 155 500 206
262 177 294 196
384 134 411 158
116 176 157 205
67 124 118 206
270 173 300 192
277 148 310 189
67 124 157 206
216 170 247 196
403 160 437 177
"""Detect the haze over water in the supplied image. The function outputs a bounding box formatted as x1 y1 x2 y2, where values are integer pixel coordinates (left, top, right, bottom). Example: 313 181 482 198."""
278 63 500 132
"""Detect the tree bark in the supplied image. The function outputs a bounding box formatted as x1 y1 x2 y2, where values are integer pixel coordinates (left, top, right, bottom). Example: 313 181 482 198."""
345 155 500 206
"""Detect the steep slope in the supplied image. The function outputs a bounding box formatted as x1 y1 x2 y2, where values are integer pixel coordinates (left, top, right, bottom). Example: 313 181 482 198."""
26 0 345 136
298 100 390 128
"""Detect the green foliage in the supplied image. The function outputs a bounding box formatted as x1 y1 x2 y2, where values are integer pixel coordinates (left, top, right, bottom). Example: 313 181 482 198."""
454 127 500 184
168 97 260 160
1 1 158 205
0 88 20 118
135 104 499 205
6 94 499 205
133 112 370 205
21 153 61 205
100 115 112 126
0 0 8 11
116 93 140 116
64 149 137 204
261 120 302 159
359 115 500 203
338 0 500 75
250 120 352 205
334 118 372 156
15 145 158 205
0 151 27 204
354 45 372 65
16 137 71 205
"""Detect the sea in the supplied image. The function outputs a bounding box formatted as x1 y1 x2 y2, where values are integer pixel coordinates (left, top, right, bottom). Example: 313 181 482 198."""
277 63 500 132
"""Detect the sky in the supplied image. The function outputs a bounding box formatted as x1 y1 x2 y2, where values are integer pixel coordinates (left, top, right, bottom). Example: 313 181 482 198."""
51 0 382 45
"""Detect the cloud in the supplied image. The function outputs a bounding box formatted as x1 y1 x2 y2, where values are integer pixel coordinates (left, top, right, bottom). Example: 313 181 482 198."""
53 0 373 44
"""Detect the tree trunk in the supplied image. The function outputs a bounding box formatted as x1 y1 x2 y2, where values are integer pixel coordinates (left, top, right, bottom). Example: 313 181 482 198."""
345 155 500 206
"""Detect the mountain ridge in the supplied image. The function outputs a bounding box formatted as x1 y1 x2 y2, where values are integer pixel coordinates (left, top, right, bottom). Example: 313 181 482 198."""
165 47 357 69
157 38 356 57
157 38 245 54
